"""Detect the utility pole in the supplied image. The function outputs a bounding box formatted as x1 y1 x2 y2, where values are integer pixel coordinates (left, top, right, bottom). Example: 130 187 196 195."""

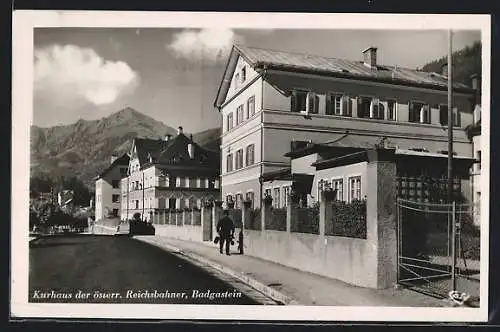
447 29 457 292
447 29 454 204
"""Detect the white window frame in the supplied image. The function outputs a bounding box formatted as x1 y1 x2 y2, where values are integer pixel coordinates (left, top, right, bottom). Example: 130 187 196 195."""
205 178 209 188
273 187 281 208
386 99 398 121
247 95 255 118
246 144 255 166
348 175 362 202
240 66 246 83
226 153 233 173
409 100 430 124
331 177 344 201
185 177 190 188
196 178 201 188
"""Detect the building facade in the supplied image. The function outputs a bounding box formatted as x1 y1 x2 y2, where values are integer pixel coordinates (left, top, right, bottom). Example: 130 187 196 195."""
94 154 130 221
121 127 220 221
214 45 478 208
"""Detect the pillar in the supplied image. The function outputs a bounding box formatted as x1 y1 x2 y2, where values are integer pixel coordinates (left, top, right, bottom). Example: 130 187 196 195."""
286 200 298 233
242 200 251 230
366 148 398 289
319 192 334 236
213 201 223 237
262 202 271 231
201 204 212 241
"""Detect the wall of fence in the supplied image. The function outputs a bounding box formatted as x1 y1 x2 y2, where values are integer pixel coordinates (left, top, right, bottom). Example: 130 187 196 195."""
150 207 212 243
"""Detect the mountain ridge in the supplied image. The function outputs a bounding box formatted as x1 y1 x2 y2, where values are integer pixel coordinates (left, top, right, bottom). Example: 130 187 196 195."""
30 107 221 188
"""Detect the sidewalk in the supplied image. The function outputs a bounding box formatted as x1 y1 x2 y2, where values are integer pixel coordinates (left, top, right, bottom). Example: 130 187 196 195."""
134 235 450 307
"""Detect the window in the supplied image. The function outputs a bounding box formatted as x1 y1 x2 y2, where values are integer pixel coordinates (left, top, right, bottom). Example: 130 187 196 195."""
349 176 362 202
273 188 281 208
235 149 244 169
111 180 120 189
168 198 176 209
264 188 271 199
306 92 319 114
240 67 246 83
234 73 240 90
477 150 482 171
112 194 120 203
370 98 384 120
283 186 291 207
236 104 244 125
196 178 201 188
291 90 308 112
226 112 234 131
409 101 430 124
185 177 190 188
246 144 255 166
226 195 233 204
205 178 209 188
439 105 461 127
387 99 397 121
326 93 342 115
112 209 119 217
178 177 186 188
176 177 181 187
135 200 139 209
226 153 233 172
331 179 344 201
246 191 254 207
247 96 255 118
235 193 243 209
358 96 371 118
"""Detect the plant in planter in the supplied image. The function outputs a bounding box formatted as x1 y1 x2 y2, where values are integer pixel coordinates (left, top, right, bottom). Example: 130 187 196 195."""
227 198 235 209
203 200 214 208
214 200 223 208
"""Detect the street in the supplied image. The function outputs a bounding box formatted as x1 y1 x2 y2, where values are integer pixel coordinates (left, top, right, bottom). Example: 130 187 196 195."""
29 235 261 304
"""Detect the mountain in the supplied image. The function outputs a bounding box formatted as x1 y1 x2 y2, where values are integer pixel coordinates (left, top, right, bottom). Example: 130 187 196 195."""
192 127 221 152
421 41 481 87
30 107 221 188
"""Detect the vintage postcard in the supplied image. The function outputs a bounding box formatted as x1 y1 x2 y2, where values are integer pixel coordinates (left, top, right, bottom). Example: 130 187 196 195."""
11 11 491 321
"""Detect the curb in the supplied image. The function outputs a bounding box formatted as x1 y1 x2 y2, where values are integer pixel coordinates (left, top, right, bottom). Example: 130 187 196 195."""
134 236 300 305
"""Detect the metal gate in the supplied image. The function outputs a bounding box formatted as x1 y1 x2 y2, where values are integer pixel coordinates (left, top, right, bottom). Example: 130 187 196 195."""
397 199 480 303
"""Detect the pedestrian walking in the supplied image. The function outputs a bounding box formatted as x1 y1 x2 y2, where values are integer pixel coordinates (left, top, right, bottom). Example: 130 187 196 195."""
216 210 235 255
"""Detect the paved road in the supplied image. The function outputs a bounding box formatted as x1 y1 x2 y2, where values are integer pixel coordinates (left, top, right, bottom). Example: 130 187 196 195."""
29 235 263 304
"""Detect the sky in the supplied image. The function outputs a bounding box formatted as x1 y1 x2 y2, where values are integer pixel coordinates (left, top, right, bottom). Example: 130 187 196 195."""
33 28 481 133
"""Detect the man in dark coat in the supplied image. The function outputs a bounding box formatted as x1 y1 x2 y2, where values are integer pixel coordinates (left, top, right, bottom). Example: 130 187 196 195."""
216 210 235 255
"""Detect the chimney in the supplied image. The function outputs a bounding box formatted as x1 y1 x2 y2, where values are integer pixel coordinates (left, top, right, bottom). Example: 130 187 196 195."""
190 134 193 141
111 154 118 164
441 62 448 76
362 47 377 68
188 143 194 159
470 74 481 91
177 126 183 135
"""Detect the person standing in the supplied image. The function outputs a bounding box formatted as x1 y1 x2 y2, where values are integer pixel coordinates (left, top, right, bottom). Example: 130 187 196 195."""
216 210 235 255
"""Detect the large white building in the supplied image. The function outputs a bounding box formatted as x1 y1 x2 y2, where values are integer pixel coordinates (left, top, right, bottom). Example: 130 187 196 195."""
94 153 130 221
213 45 478 208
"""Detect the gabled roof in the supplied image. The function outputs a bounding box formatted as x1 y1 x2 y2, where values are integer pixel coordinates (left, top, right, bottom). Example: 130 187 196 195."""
133 138 173 166
134 133 220 171
214 44 475 108
95 153 130 179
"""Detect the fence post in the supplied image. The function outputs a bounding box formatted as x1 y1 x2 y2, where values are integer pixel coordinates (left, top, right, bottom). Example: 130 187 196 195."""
213 201 223 238
451 200 457 291
262 202 271 231
242 200 251 230
286 200 296 233
201 203 212 241
319 192 333 236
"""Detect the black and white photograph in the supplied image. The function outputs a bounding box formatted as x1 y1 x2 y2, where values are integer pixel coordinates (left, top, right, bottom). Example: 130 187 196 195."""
11 11 490 321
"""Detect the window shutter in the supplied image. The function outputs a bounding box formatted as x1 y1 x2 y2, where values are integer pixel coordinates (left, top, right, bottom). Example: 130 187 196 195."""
291 91 297 112
325 94 332 115
314 95 319 114
440 105 447 125
453 107 460 126
409 103 414 122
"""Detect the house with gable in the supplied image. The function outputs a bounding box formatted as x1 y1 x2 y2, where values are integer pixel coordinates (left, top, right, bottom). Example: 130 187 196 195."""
121 126 220 222
213 44 478 209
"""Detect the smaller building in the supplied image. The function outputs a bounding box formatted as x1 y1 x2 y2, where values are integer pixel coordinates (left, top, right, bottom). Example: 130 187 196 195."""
263 140 475 208
121 127 221 222
94 153 130 221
